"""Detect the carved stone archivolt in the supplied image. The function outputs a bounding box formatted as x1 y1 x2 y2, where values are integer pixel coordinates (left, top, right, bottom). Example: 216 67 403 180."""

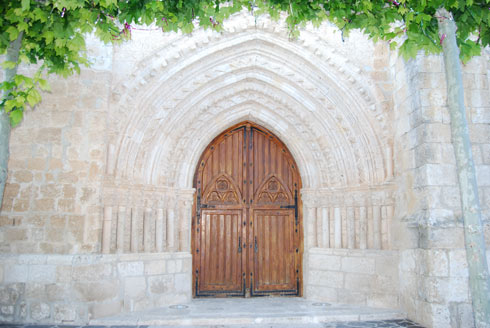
105 12 394 191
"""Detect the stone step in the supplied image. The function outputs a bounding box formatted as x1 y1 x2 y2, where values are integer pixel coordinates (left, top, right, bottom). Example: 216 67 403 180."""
91 298 407 326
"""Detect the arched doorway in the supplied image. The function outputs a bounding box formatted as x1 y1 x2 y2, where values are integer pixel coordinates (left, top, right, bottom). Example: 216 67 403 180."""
192 122 303 297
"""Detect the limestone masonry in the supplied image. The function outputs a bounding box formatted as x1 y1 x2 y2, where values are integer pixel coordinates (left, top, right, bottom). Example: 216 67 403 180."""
0 12 488 328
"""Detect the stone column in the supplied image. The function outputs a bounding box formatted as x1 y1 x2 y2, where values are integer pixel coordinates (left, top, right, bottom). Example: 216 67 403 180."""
143 207 152 252
130 207 139 252
301 189 318 250
334 207 342 249
177 189 194 252
155 208 165 252
167 208 175 251
102 206 113 254
359 206 367 249
116 206 126 253
321 207 330 248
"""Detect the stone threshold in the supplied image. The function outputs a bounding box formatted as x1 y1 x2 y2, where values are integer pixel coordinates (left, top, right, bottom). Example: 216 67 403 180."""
91 298 406 326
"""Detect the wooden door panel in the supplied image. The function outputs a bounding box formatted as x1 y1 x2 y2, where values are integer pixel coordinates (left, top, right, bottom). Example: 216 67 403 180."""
193 122 302 298
197 210 243 295
252 210 297 295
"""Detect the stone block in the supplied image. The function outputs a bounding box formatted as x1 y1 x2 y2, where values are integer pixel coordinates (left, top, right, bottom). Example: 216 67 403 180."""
13 170 33 183
148 275 173 295
470 124 490 144
309 254 341 271
308 270 344 288
305 285 337 302
174 273 191 293
56 266 72 283
53 303 77 323
374 274 399 294
30 301 51 321
449 302 475 328
476 165 490 186
430 303 452 328
28 265 56 283
118 261 144 277
344 273 375 292
0 305 14 316
375 255 399 277
166 260 177 274
4 265 28 283
34 198 56 212
72 263 113 281
145 260 166 275
89 300 122 319
341 257 375 274
45 283 70 302
423 164 457 186
425 250 449 277
74 281 118 302
482 145 490 165
124 276 146 299
25 283 45 299
449 250 469 278
0 284 23 304
366 293 399 308
414 143 441 166
337 289 366 305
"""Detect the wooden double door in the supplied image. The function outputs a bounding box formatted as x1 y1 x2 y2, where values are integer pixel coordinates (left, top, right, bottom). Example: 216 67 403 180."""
192 122 303 297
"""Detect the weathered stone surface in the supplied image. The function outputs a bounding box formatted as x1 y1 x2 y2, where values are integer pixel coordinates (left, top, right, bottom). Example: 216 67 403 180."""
118 261 144 277
89 300 122 319
341 257 375 274
145 260 166 275
148 275 173 294
30 301 50 321
124 277 146 300
74 281 118 302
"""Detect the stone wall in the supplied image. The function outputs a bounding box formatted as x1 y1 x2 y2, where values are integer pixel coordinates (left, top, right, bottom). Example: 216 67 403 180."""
391 51 490 328
0 252 191 324
305 248 399 309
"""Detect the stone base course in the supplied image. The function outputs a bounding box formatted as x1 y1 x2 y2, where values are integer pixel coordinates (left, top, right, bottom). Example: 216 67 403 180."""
0 252 191 324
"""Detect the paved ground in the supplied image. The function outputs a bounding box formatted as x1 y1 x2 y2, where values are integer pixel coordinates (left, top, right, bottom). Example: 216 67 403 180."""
0 319 425 327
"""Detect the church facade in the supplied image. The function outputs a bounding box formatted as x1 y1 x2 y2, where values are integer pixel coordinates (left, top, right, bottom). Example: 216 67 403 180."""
0 12 489 328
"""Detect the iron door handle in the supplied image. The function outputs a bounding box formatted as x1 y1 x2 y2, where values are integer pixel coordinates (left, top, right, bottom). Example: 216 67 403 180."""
238 237 242 253
254 237 258 253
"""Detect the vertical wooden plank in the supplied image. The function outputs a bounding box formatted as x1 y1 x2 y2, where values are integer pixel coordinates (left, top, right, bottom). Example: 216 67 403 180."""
278 214 284 284
204 213 210 286
210 214 217 283
271 215 277 284
225 214 231 284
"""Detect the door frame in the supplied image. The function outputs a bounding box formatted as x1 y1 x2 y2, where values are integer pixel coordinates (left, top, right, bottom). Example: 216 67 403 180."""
191 121 303 297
